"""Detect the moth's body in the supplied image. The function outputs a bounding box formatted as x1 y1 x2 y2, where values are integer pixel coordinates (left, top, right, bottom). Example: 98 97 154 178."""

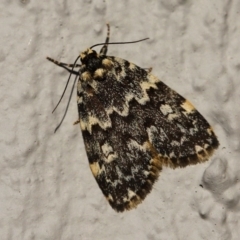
47 24 219 212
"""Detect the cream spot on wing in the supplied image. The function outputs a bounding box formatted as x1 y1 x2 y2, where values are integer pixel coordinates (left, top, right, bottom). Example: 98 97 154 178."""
123 189 136 202
127 189 136 199
181 100 195 113
140 81 158 91
160 128 169 141
89 162 100 177
101 142 118 163
143 170 149 177
180 135 188 144
168 113 180 121
102 142 113 156
80 115 112 134
105 152 118 163
106 91 136 116
195 145 203 153
106 194 113 201
148 73 161 84
147 126 158 143
138 81 158 105
113 57 124 64
94 68 105 79
129 62 136 70
102 58 113 69
204 144 209 149
195 145 209 161
77 96 83 104
160 104 173 115
81 71 91 81
207 127 214 136
171 141 180 147
77 80 82 92
128 139 147 152
169 152 177 158
137 80 158 105
87 79 99 91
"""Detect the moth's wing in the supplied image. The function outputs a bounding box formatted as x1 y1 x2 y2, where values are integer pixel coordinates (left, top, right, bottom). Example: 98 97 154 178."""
145 77 219 168
82 126 162 212
78 56 219 212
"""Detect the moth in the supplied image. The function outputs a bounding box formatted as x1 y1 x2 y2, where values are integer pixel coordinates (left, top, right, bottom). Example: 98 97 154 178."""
47 24 219 212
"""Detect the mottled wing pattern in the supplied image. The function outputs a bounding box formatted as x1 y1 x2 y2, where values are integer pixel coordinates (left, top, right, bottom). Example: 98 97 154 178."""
77 52 219 212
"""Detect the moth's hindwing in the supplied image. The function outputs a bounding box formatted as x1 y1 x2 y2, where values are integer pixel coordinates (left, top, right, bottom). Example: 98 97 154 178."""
77 52 219 212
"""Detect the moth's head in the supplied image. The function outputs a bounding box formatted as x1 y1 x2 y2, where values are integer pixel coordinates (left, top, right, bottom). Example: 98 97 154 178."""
80 48 98 64
79 48 103 73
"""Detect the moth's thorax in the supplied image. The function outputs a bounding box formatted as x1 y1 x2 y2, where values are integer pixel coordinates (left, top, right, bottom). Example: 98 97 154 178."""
79 48 103 72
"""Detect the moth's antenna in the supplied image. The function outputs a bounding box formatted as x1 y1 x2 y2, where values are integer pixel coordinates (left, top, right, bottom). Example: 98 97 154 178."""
51 56 80 113
90 38 149 49
54 73 78 133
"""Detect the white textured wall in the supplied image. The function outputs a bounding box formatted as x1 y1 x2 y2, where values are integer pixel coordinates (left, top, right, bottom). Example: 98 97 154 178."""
1 1 239 239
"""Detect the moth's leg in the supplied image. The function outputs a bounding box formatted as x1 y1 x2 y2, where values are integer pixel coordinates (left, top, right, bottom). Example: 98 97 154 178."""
46 57 81 68
73 119 80 125
46 57 80 75
100 23 110 55
147 67 152 73
58 63 81 68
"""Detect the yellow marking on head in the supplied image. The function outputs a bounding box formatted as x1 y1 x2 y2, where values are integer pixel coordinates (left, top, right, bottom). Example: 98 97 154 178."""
181 100 195 113
80 52 86 60
80 48 94 60
87 48 94 54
